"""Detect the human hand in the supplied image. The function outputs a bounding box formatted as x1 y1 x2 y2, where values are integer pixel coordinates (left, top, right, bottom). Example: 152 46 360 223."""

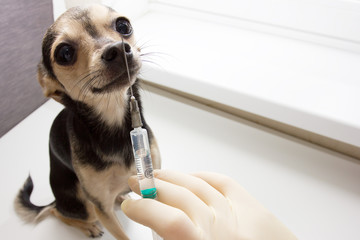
121 170 297 240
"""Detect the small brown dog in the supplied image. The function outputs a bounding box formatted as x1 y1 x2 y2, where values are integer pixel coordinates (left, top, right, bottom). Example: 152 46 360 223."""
14 4 160 239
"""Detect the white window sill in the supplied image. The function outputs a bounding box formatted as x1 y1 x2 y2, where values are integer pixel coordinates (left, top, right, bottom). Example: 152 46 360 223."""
133 9 360 150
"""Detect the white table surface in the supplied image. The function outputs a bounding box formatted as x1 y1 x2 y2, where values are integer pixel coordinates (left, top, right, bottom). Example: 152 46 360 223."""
1 86 360 239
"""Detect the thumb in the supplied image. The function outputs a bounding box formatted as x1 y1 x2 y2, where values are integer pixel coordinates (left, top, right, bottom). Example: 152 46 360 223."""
121 199 198 240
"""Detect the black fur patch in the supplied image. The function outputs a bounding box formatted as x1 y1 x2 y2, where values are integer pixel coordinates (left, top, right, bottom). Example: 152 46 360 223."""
71 9 100 39
41 28 58 79
49 108 73 171
18 176 43 213
49 150 89 220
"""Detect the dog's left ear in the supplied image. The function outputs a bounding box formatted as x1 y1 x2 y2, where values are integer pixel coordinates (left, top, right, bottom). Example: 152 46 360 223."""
37 63 65 103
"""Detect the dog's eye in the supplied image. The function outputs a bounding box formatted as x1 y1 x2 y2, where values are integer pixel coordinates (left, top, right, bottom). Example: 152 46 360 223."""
115 17 132 36
54 44 76 65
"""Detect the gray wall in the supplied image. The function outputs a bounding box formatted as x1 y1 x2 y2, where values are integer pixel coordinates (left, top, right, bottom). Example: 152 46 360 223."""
0 0 54 137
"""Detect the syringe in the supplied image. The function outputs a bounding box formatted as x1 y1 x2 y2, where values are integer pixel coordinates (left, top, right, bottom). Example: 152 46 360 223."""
129 97 157 199
122 37 162 240
129 95 162 240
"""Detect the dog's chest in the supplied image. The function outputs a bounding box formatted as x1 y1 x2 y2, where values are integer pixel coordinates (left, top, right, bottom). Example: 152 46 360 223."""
76 160 136 198
100 164 135 193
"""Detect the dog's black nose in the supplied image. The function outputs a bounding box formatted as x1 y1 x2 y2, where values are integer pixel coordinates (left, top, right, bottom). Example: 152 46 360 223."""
102 42 132 62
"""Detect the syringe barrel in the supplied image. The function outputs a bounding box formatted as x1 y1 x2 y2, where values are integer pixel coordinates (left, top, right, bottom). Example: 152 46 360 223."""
130 127 157 199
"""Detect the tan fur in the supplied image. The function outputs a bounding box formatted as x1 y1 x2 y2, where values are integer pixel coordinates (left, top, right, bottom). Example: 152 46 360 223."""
74 163 136 205
92 89 129 126
14 197 36 223
14 197 41 223
37 67 64 103
52 208 103 238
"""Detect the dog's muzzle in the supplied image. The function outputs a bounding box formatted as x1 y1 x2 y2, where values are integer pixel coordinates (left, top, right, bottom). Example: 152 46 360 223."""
102 41 133 65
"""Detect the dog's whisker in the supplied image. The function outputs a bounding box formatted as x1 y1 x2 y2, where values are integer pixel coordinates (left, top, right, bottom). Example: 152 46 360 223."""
140 51 172 66
78 69 101 79
77 77 93 99
140 51 171 59
138 43 166 55
86 75 102 94
76 69 102 85
135 38 154 50
76 74 101 103
140 59 165 70
69 70 102 95
77 70 101 83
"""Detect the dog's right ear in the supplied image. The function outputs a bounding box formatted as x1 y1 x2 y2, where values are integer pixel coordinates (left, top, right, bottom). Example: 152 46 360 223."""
37 62 64 103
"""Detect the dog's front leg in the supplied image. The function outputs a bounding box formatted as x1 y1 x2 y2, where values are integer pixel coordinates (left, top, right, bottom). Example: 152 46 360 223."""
84 178 129 240
74 162 131 240
94 204 129 240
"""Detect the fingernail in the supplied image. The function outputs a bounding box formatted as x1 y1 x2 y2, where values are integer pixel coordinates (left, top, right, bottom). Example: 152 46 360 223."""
121 199 132 211
128 175 137 188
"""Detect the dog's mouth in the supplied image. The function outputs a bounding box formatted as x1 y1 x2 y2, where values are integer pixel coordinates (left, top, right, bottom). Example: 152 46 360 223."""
91 66 140 94
91 73 127 94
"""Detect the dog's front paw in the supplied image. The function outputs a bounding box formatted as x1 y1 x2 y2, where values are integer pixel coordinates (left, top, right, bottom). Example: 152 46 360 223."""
82 222 104 238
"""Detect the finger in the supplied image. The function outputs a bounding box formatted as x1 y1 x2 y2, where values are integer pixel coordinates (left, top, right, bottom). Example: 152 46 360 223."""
191 172 248 201
121 199 199 240
156 178 211 224
128 175 140 195
128 173 211 224
154 170 228 209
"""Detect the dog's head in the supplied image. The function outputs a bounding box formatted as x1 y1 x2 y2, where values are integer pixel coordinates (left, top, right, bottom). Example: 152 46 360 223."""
38 4 141 107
